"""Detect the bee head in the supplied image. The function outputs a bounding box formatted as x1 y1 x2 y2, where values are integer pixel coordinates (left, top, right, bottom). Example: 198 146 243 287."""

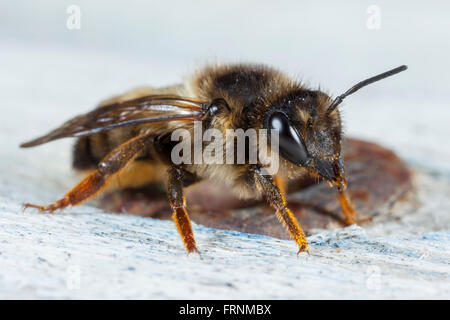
265 89 345 186
266 65 407 187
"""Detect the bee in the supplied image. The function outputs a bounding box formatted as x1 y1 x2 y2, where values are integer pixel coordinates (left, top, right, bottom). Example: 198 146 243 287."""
20 63 407 254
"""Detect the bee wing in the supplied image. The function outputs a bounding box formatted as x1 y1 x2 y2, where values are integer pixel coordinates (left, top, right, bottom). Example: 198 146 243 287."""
20 95 206 148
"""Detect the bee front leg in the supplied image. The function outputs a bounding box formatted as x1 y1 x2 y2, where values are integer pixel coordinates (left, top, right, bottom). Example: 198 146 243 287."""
24 133 152 213
166 166 199 254
251 168 309 254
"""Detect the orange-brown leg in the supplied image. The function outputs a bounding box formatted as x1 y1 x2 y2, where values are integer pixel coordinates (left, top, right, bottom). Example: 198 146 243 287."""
166 166 199 254
338 187 357 225
274 174 288 196
24 133 152 212
253 168 308 254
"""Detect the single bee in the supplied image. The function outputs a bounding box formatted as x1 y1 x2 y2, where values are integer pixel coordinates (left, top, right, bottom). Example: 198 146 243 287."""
20 63 407 254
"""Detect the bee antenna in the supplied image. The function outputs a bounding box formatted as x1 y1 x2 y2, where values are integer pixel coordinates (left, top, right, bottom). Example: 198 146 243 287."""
327 65 407 114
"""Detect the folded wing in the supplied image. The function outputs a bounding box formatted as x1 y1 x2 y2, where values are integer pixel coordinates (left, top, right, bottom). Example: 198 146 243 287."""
20 95 206 147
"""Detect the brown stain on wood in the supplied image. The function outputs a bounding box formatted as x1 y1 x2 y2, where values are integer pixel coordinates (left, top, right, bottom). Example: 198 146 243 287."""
97 138 413 239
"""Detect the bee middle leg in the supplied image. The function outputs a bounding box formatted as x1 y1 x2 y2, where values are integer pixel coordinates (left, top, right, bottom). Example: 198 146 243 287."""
251 167 309 254
24 133 152 212
166 165 199 254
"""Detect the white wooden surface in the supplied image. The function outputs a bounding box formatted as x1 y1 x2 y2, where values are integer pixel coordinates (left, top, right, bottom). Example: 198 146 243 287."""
0 1 449 299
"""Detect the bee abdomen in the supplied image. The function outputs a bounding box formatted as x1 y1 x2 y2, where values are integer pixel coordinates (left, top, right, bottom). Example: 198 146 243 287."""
72 136 99 170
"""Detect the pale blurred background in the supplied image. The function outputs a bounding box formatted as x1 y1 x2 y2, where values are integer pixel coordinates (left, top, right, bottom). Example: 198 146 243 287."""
1 0 449 175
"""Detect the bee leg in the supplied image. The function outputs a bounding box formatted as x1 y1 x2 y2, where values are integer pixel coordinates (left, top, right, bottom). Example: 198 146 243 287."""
274 174 288 195
252 168 309 254
338 187 357 225
24 133 152 213
166 166 199 254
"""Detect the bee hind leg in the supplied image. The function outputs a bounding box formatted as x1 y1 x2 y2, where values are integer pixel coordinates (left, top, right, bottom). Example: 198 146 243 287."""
166 165 200 254
24 199 70 213
24 133 153 213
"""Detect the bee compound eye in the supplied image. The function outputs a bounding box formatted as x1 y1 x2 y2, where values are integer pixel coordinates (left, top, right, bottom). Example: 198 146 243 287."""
268 112 308 165
208 99 230 116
